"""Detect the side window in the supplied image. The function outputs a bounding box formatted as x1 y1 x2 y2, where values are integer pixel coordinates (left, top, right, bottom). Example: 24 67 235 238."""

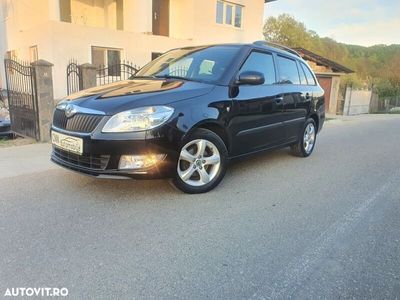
301 62 317 85
298 62 307 85
277 56 301 84
239 52 276 85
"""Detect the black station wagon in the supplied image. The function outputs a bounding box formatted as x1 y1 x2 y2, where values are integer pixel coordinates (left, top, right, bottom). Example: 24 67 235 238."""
51 42 325 193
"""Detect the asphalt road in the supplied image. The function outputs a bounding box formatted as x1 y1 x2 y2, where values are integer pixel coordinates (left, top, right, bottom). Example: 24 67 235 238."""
1 114 399 299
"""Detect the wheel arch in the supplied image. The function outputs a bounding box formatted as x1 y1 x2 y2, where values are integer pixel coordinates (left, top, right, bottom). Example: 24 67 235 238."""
184 120 231 153
309 113 320 133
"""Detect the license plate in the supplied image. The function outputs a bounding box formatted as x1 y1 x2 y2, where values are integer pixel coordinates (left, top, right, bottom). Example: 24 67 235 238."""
52 131 83 155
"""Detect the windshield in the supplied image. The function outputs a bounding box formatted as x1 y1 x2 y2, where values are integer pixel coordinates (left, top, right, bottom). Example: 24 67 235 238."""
135 46 241 84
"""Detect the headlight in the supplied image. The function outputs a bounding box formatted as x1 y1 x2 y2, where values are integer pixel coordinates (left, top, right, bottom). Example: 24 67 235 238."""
56 99 69 110
102 106 174 133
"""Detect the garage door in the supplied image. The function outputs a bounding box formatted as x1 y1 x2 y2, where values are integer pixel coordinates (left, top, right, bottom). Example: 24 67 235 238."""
317 76 332 112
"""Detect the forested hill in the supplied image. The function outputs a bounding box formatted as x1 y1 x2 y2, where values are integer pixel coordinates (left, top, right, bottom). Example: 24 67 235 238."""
263 14 400 96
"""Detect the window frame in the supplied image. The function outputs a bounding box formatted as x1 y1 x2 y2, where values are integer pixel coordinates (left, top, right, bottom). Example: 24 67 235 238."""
216 0 224 24
91 46 123 68
300 62 318 86
29 45 39 63
215 1 244 29
296 60 308 85
276 54 302 85
236 50 278 86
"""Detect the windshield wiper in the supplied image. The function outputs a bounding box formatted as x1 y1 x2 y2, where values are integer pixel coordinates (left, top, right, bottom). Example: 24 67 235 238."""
129 75 156 80
155 75 196 82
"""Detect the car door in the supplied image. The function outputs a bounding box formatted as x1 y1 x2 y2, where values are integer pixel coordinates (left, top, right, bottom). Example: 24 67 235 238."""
275 55 308 141
300 60 320 111
229 51 286 156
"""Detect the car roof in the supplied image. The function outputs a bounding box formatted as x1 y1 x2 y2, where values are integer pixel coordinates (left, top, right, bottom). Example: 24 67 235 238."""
177 42 304 61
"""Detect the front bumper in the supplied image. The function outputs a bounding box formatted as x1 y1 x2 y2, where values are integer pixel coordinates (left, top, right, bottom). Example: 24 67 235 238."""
50 125 181 179
0 122 13 137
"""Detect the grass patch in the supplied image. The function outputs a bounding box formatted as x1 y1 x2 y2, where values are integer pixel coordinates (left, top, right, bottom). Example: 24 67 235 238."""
0 136 36 148
371 111 400 114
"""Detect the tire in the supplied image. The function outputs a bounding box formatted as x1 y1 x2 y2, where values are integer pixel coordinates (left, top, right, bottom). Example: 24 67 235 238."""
291 118 317 157
172 128 228 194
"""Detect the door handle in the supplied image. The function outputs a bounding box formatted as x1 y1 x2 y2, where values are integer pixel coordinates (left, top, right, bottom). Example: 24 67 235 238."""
274 96 283 103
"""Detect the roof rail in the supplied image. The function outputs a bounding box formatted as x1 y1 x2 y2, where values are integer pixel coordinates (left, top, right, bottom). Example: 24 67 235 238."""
253 41 302 58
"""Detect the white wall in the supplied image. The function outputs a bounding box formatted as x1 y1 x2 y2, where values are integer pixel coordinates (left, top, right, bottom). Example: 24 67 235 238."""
49 21 193 99
1 0 267 96
0 0 6 88
343 87 372 115
170 0 195 40
70 0 118 29
191 0 265 44
123 0 152 33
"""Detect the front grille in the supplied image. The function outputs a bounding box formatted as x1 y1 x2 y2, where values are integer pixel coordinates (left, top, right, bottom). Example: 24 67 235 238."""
53 109 103 133
0 124 11 132
53 148 110 170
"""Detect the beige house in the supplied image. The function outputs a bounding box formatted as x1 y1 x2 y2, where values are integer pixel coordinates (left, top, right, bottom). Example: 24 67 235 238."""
0 0 273 99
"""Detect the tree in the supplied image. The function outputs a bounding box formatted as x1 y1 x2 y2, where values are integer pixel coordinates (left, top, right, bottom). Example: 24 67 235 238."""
263 14 314 49
263 14 400 98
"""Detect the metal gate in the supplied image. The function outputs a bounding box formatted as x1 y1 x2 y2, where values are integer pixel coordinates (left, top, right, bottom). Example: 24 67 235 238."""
96 61 138 86
66 59 81 95
4 59 40 140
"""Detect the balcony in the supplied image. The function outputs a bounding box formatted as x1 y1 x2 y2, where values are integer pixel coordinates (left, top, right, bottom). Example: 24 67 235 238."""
59 0 123 30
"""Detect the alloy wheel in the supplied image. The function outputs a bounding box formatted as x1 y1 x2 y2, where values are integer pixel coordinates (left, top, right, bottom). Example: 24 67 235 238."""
177 139 221 187
303 123 316 154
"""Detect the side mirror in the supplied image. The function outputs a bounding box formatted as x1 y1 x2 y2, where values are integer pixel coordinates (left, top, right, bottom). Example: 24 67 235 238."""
236 71 265 85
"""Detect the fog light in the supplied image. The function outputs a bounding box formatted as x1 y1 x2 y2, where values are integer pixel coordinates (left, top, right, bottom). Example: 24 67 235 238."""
118 154 166 170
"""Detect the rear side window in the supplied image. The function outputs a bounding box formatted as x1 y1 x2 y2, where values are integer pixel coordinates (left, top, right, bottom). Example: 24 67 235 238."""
277 56 300 84
298 62 307 85
240 52 276 85
301 62 317 85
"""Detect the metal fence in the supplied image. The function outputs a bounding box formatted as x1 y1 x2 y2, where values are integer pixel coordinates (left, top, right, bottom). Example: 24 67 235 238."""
3 59 40 140
66 59 81 95
370 95 400 113
96 61 139 86
0 88 5 107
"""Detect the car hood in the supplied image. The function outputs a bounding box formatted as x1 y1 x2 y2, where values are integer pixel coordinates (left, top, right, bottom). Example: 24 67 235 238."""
65 79 215 115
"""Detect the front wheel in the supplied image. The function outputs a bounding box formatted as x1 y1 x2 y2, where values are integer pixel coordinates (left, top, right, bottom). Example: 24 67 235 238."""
291 119 317 157
172 129 228 194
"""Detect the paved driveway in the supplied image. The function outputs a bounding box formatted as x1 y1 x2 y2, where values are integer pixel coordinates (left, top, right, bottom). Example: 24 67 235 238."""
1 115 399 299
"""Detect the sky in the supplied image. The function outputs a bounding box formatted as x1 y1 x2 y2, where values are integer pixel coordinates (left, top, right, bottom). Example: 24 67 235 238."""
263 0 400 47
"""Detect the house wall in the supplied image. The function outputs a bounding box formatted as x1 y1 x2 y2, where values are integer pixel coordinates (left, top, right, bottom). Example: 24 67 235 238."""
1 0 53 60
0 0 267 96
49 21 192 99
170 0 195 40
330 76 341 114
0 1 6 88
307 60 333 74
69 0 118 29
123 0 152 33
191 0 265 44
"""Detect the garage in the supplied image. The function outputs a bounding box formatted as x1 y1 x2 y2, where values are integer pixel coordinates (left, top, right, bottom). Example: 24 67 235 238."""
294 48 354 114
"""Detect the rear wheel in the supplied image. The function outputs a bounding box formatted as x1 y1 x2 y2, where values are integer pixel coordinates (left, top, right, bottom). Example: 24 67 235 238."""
172 129 228 194
291 118 317 157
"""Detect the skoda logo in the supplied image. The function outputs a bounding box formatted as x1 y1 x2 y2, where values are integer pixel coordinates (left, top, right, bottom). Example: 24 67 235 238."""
65 104 77 118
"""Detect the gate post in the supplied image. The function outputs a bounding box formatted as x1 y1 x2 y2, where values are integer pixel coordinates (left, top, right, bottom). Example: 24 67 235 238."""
31 60 54 142
79 63 97 90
